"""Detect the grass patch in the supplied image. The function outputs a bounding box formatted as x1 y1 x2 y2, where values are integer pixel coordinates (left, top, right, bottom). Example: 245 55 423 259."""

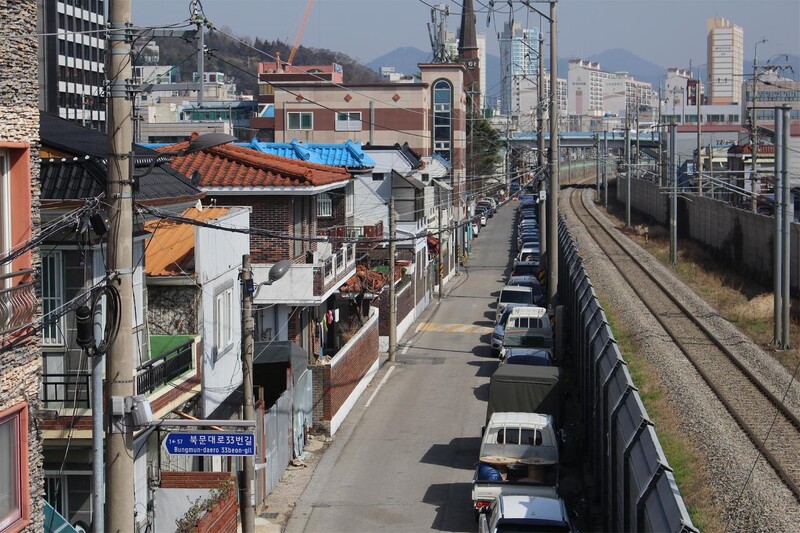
600 296 724 532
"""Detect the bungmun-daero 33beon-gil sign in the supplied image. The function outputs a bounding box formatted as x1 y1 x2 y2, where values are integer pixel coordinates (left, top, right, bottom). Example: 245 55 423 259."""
164 432 255 456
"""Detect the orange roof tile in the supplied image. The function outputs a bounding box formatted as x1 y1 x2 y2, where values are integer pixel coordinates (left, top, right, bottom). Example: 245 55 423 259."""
145 206 230 276
157 138 351 189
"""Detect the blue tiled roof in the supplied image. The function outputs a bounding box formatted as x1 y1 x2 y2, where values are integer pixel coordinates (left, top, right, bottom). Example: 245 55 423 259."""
236 139 375 169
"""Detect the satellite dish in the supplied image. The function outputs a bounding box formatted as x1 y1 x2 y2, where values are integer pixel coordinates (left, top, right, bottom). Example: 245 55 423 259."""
269 260 292 282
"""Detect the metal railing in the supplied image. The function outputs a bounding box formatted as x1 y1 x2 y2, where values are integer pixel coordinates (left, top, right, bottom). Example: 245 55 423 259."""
42 372 91 408
0 268 36 337
315 242 356 289
558 217 697 533
136 340 194 395
318 221 384 242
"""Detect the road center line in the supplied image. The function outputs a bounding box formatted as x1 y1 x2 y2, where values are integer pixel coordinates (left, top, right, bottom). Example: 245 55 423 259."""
365 365 395 408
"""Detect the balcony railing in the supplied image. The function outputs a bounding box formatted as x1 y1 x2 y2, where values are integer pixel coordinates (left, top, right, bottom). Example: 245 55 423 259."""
42 372 91 409
318 221 384 243
0 269 36 337
136 340 194 395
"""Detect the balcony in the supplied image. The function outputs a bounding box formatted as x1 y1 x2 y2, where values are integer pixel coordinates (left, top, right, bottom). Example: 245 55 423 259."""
252 242 357 305
137 339 194 395
318 221 384 244
0 268 36 342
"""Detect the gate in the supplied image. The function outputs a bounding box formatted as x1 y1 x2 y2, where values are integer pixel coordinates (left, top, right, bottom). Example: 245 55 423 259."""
263 390 293 497
293 369 313 457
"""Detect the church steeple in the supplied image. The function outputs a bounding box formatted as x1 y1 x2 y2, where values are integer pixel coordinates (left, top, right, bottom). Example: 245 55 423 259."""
458 0 480 103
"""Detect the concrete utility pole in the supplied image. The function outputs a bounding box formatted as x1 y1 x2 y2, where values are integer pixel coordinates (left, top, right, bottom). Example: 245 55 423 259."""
625 110 631 227
546 0 559 306
594 134 600 201
106 0 135 530
657 85 663 187
240 255 255 532
780 106 791 348
603 130 608 207
696 79 703 195
773 107 783 345
751 39 766 212
388 198 397 362
635 92 640 176
669 122 678 266
438 195 444 301
537 30 546 252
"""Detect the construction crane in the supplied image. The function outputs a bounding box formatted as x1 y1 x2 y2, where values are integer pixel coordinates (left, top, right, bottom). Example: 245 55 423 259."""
287 0 314 65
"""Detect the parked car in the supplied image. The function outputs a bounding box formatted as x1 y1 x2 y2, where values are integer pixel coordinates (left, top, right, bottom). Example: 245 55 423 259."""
508 278 546 306
508 262 540 283
477 200 495 218
474 207 488 226
478 494 574 533
496 285 535 322
501 347 554 366
491 303 530 356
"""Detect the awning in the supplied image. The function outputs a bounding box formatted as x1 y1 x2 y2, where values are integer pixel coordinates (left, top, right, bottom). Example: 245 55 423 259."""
253 341 308 383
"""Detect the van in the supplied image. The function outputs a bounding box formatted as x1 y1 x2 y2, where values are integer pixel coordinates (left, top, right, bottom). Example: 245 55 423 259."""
506 306 549 330
496 285 534 321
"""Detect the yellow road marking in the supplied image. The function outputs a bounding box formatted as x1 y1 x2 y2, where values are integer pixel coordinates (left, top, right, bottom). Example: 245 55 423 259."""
415 322 493 334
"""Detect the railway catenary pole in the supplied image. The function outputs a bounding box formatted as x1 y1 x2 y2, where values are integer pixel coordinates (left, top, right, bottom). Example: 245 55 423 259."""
546 0 559 306
603 130 608 207
594 134 600 201
781 106 791 348
537 30 546 254
773 107 783 345
669 122 678 265
625 109 631 227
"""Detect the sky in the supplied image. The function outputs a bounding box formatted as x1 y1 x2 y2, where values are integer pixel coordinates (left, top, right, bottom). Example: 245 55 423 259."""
133 0 799 68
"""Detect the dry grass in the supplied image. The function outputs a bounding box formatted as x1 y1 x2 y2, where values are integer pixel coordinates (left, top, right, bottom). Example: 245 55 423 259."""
603 198 800 376
600 296 725 532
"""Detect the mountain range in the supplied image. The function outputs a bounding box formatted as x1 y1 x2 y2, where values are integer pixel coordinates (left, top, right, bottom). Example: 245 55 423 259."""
367 47 799 104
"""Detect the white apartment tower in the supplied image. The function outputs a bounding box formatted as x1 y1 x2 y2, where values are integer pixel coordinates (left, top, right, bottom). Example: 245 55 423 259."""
707 17 744 105
499 22 541 116
567 59 613 117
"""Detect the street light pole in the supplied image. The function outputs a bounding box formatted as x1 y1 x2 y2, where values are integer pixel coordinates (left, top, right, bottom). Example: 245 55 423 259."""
240 255 256 533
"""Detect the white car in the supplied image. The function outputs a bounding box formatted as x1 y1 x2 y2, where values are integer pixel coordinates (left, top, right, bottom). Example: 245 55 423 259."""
478 494 574 533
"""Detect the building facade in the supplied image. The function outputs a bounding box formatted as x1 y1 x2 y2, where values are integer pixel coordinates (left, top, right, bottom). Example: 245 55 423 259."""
707 17 744 105
499 22 540 117
37 0 106 130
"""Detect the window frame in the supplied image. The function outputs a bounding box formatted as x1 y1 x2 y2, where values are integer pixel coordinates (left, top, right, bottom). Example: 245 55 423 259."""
0 151 10 282
316 193 333 218
334 111 362 132
287 111 313 131
0 402 29 532
344 182 354 218
41 251 65 346
214 284 235 357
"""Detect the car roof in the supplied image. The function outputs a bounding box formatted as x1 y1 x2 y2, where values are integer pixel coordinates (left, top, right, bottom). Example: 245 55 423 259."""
501 285 533 294
508 306 547 319
497 495 566 522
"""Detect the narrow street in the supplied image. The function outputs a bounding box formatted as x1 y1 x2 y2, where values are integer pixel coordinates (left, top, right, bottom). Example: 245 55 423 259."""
285 205 517 532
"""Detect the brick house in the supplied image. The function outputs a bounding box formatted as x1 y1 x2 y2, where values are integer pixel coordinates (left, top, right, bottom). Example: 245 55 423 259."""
0 1 43 530
38 113 206 531
156 141 357 366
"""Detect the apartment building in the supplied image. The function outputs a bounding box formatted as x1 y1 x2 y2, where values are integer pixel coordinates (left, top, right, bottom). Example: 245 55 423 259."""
707 17 744 105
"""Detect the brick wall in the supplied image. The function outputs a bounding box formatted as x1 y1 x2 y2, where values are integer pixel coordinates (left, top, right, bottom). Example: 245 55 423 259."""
310 313 379 435
211 196 294 262
0 0 43 529
161 472 238 533
374 281 413 336
316 190 346 233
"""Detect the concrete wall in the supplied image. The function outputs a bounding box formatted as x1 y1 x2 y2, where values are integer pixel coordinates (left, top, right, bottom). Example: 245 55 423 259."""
622 176 800 288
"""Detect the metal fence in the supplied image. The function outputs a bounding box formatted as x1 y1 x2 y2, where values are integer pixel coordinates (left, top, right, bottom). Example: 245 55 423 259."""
136 340 193 395
558 218 698 533
262 390 292 498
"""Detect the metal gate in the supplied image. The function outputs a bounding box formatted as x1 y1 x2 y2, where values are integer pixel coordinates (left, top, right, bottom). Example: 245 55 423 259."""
293 369 312 458
263 390 293 497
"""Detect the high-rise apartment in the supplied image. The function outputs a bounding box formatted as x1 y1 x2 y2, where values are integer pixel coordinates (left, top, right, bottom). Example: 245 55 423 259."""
499 21 541 116
38 0 107 131
707 17 743 105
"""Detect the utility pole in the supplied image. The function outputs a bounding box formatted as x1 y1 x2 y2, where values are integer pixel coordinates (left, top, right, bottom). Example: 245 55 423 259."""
657 85 663 186
438 194 444 301
751 40 765 212
196 4 205 107
537 30 546 253
546 0 559 306
106 0 135 530
669 122 678 266
696 78 702 195
388 198 397 362
773 107 783 345
625 109 631 228
635 91 640 177
239 255 255 532
780 106 791 348
603 130 608 207
594 134 600 201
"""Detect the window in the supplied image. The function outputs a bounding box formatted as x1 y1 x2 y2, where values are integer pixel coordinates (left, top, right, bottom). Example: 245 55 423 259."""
214 286 234 354
0 403 28 531
432 80 453 162
317 193 333 218
335 112 362 131
345 182 354 217
41 252 65 346
287 111 313 130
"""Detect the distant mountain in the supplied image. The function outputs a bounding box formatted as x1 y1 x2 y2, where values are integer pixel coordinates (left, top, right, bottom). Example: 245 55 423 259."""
366 47 432 76
550 48 666 88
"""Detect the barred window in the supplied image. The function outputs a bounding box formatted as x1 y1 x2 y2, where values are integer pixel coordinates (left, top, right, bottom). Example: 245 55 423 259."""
317 193 333 218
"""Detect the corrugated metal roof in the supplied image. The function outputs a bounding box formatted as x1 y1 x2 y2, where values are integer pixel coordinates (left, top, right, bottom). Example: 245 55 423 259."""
239 139 375 169
144 206 230 277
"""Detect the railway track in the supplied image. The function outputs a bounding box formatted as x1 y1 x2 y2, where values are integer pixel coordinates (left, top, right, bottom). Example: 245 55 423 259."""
566 185 800 501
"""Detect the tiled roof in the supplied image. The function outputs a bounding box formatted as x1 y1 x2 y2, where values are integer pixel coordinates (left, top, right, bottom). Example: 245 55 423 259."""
40 113 203 203
157 139 351 188
239 139 375 169
144 206 230 276
728 143 776 155
363 142 424 169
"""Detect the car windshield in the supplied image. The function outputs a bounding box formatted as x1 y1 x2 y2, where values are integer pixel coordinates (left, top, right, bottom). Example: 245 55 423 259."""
498 307 515 326
506 352 552 366
501 290 532 304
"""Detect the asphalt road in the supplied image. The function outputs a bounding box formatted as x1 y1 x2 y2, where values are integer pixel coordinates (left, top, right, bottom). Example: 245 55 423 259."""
285 203 519 532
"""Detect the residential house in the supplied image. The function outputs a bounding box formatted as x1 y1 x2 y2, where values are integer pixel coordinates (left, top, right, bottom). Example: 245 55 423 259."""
421 154 455 288
0 1 43 530
38 113 206 531
155 140 357 366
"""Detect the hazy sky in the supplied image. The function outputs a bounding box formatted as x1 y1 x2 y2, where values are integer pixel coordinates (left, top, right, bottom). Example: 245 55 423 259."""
133 0 799 68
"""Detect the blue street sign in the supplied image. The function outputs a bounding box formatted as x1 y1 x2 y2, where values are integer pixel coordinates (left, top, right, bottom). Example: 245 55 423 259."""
163 432 255 456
